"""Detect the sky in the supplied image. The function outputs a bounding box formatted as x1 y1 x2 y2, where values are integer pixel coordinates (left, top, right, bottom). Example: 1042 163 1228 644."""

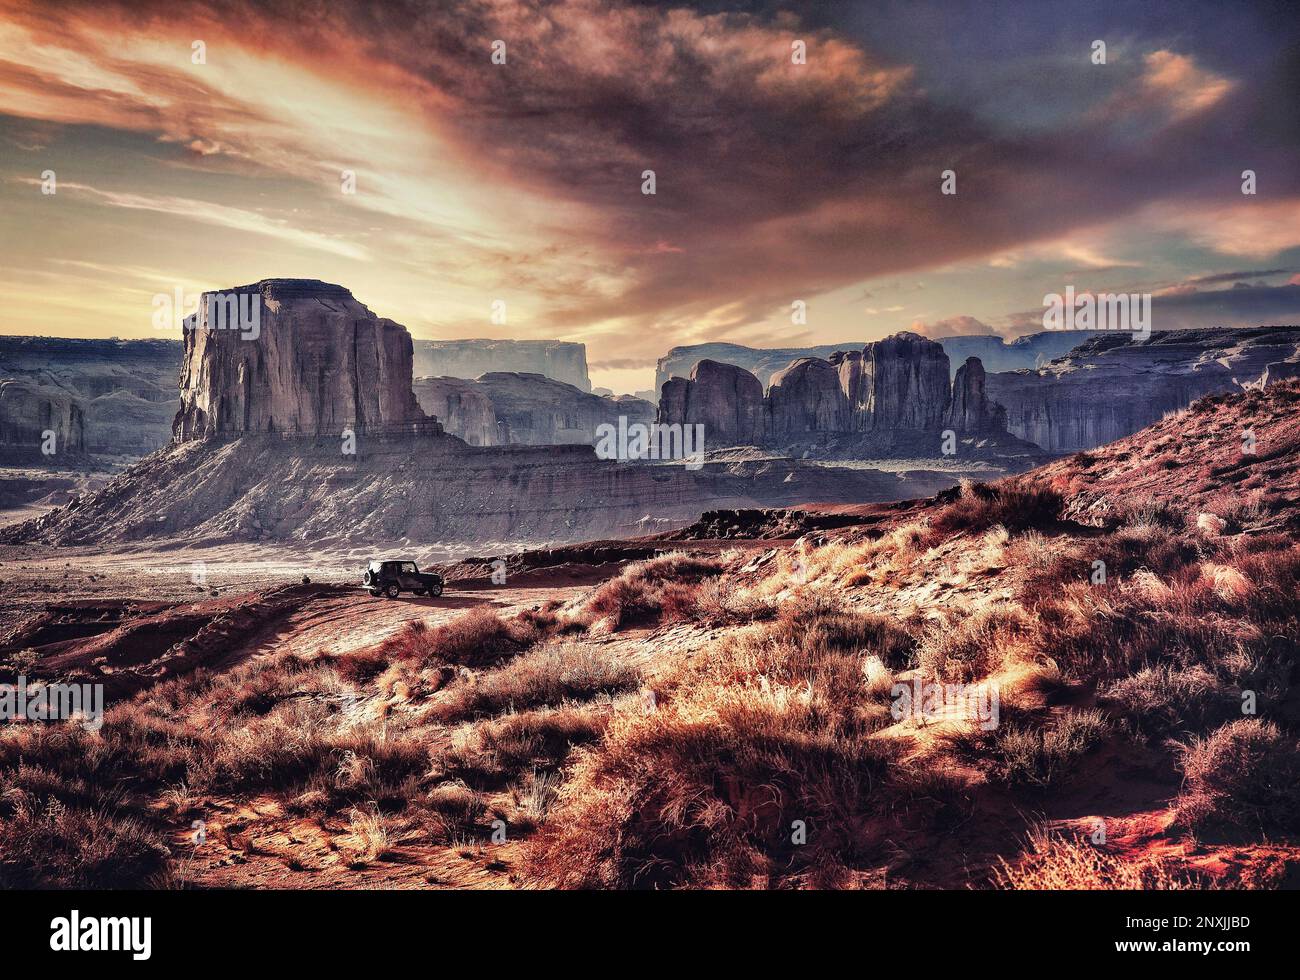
1 0 1298 394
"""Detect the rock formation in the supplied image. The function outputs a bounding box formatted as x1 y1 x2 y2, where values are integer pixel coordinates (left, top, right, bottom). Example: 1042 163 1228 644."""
656 341 869 395
85 390 175 455
412 377 499 446
0 378 86 456
173 279 427 441
943 356 1007 434
655 331 1097 392
658 334 990 450
860 332 952 431
412 339 591 392
0 337 179 459
766 357 848 439
986 327 1300 451
474 373 654 445
658 360 765 446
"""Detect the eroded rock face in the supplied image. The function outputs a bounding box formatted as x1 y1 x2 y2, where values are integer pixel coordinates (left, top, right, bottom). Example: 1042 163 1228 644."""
654 331 1095 391
862 332 951 431
474 373 655 445
173 280 426 441
0 337 179 459
412 377 499 446
657 359 765 446
658 335 994 448
412 339 591 392
85 390 175 455
943 357 1007 434
0 378 86 456
767 357 848 438
986 327 1300 451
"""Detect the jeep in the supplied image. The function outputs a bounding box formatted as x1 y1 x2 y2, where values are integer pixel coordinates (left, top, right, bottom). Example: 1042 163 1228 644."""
362 560 444 599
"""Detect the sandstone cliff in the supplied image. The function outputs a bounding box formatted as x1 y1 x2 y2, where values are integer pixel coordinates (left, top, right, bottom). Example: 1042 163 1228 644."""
412 339 591 392
658 360 765 446
943 356 1007 434
0 378 86 457
766 357 848 439
412 377 499 446
986 327 1300 451
654 331 1096 392
475 372 654 445
173 279 426 441
0 337 179 459
861 332 951 431
658 334 989 450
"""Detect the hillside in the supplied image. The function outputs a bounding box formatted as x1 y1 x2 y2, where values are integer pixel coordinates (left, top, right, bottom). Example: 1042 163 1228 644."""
1 381 1296 889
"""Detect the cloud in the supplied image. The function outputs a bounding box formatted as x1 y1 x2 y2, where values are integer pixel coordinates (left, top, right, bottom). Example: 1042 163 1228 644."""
1000 282 1300 336
909 315 999 340
13 178 370 260
0 0 1296 380
1146 199 1300 259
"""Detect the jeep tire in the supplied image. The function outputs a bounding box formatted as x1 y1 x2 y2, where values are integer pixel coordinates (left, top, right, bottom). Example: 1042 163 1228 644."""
384 583 400 599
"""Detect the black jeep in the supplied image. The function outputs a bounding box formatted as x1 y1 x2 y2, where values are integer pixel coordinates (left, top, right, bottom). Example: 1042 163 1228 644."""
362 560 444 599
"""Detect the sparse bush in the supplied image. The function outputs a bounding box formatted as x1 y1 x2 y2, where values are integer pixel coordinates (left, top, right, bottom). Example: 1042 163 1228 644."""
917 604 1037 683
430 641 640 722
1101 665 1241 737
961 708 1112 788
929 483 1063 539
1172 719 1300 837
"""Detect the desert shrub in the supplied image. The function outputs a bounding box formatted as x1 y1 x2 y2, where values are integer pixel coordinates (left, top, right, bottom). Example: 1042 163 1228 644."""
0 799 170 889
430 641 641 722
1172 719 1300 837
523 605 962 889
438 704 610 783
578 551 764 629
360 606 553 673
626 552 725 584
336 645 390 683
929 483 1063 539
1100 665 1244 737
960 708 1112 788
917 604 1037 683
582 576 659 628
992 826 1207 890
1109 495 1186 531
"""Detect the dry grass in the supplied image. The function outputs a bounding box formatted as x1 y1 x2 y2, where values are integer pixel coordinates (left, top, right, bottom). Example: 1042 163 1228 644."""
1172 719 1300 837
928 482 1063 540
992 825 1207 889
429 640 641 722
522 599 959 889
